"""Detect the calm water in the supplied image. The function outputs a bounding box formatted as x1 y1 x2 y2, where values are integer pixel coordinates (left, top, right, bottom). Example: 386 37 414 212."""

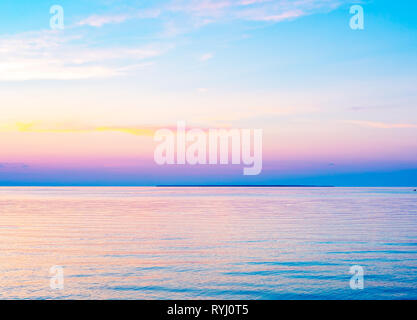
0 187 416 300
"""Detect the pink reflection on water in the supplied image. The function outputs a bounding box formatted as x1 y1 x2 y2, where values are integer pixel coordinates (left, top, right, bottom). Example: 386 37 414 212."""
0 187 416 299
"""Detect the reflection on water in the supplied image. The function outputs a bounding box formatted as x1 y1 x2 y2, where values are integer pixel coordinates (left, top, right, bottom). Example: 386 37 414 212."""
0 187 416 299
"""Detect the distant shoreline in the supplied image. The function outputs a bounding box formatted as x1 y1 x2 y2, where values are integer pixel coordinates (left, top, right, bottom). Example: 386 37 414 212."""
2 185 416 188
156 185 334 188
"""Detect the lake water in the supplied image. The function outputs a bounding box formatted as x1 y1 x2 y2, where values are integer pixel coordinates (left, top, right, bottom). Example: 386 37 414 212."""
0 187 416 299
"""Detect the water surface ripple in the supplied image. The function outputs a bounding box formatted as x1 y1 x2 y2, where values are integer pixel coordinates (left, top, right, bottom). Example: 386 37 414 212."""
0 187 416 299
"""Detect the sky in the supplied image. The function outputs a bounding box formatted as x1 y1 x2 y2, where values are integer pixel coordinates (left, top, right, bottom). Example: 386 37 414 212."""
0 0 416 186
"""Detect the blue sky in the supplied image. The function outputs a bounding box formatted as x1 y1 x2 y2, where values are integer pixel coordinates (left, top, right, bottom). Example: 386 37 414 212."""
0 1 416 186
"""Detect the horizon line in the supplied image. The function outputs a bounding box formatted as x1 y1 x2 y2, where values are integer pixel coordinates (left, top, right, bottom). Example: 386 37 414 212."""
0 185 416 188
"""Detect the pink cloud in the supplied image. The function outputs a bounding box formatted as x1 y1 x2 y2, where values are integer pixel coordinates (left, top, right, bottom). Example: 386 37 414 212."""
348 120 417 129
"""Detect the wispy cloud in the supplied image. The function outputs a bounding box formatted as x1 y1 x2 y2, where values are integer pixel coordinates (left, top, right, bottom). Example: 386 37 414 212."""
2 122 159 136
238 0 272 5
236 0 346 22
1 121 231 135
199 52 214 61
78 14 130 27
0 30 166 81
170 0 233 17
241 9 304 22
348 120 417 129
0 163 29 170
78 9 161 27
0 1 349 81
169 0 347 22
80 1 348 35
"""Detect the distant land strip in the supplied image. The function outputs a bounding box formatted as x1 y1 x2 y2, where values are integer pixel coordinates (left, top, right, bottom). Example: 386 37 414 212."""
156 185 334 187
